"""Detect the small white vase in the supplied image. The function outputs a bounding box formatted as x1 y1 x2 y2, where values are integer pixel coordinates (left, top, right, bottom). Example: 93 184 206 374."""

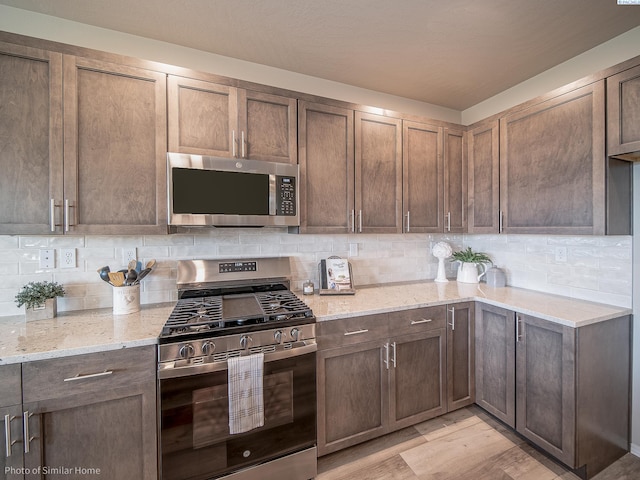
25 298 57 321
456 262 487 284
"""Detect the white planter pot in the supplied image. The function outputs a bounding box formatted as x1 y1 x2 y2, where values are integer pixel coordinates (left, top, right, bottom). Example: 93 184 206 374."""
25 297 57 321
456 262 487 284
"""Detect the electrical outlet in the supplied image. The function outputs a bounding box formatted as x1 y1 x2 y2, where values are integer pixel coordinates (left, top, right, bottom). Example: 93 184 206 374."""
39 249 55 269
60 248 76 269
122 248 137 265
555 246 568 263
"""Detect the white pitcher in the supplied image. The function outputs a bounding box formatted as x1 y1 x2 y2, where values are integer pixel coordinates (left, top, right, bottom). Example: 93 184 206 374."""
456 262 487 284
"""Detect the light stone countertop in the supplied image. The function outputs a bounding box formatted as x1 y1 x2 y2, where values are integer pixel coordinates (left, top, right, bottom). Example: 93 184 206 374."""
0 282 631 365
301 281 632 328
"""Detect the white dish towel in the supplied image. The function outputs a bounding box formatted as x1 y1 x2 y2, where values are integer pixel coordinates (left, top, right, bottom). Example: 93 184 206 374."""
228 352 265 434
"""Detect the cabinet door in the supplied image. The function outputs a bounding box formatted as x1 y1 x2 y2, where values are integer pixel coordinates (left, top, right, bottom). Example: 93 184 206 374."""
298 101 354 234
317 341 387 456
355 112 403 233
500 82 605 234
1 404 24 478
443 128 466 233
21 346 157 479
239 89 297 164
168 76 237 157
446 302 475 411
63 56 168 234
516 313 576 468
607 63 640 157
467 120 499 233
402 121 443 233
389 329 446 430
0 42 63 235
475 303 516 427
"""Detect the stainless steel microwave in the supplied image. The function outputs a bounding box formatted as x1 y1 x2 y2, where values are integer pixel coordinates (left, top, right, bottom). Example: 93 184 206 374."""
167 153 299 227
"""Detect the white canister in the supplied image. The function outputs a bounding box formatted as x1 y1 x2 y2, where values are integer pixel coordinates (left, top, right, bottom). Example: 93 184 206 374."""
113 285 140 315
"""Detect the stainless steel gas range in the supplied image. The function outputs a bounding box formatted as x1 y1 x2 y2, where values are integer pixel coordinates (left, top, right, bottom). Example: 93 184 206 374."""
158 257 317 480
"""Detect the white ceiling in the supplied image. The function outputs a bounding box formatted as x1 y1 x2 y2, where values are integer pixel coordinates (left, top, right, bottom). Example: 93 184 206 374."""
2 0 640 111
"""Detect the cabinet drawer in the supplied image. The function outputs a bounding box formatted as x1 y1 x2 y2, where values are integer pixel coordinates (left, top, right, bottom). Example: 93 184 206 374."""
22 345 156 403
388 306 446 336
317 313 389 350
0 364 22 407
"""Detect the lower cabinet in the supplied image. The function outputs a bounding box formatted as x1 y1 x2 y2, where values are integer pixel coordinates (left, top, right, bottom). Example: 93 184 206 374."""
317 305 472 456
0 346 157 480
475 303 630 478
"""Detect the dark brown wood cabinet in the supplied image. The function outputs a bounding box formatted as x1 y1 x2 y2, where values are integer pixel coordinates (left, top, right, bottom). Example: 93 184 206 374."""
467 120 500 233
402 121 443 233
317 307 447 456
0 42 63 235
355 112 403 233
607 63 640 159
18 346 158 480
0 364 23 477
499 81 606 235
475 303 630 478
298 101 354 233
443 128 466 233
168 76 297 164
446 302 475 411
63 56 168 235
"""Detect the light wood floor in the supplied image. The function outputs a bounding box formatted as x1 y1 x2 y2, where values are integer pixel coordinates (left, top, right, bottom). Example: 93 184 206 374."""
317 406 640 480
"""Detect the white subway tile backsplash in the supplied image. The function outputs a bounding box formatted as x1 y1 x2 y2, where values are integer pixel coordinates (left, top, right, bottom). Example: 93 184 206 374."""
0 231 632 316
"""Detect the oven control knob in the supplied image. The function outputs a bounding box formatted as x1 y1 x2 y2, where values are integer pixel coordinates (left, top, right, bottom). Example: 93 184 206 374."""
179 344 195 359
290 328 300 341
202 341 216 356
240 335 250 350
274 330 283 344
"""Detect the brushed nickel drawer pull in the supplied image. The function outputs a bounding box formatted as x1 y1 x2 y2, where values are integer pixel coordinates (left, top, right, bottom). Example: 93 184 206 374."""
4 414 12 457
448 307 455 331
411 318 432 325
383 343 389 370
344 329 369 336
391 341 396 368
63 370 113 382
23 411 34 454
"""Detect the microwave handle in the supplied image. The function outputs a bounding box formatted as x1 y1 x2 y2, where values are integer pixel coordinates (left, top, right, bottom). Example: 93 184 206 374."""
269 174 277 215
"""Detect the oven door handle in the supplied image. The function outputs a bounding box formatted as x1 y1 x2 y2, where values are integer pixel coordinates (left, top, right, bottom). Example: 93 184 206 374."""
158 342 317 379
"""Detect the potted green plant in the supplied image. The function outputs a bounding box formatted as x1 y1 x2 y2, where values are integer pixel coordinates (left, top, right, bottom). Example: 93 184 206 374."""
451 247 492 284
15 281 65 321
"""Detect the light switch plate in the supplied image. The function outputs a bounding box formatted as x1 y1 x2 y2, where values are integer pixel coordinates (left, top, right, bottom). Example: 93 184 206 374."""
39 249 55 269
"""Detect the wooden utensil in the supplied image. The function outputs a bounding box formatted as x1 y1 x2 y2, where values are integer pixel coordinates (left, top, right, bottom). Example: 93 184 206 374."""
108 271 125 287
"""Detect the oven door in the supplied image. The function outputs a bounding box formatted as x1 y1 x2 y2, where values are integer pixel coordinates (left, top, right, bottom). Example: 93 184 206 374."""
159 350 316 480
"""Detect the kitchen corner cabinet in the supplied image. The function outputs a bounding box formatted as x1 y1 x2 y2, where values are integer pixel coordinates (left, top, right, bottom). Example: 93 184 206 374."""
607 63 640 159
355 112 403 233
446 302 475 411
0 42 63 235
316 306 446 456
499 81 606 235
475 303 630 478
0 346 158 480
402 121 443 233
443 128 466 233
168 76 297 164
298 101 355 234
467 120 500 233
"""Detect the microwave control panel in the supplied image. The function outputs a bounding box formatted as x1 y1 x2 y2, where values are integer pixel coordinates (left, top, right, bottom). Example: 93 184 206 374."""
276 176 297 216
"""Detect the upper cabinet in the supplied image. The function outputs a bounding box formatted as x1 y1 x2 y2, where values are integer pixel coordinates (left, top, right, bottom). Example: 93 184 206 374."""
168 76 297 164
499 82 606 235
0 42 63 235
0 46 167 235
63 56 167 235
298 101 354 234
443 128 466 233
607 63 640 159
467 120 500 233
355 112 403 233
402 121 443 233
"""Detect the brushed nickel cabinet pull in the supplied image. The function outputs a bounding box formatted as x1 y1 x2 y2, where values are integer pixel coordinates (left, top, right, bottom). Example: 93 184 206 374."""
499 210 504 232
50 198 56 232
383 342 389 370
516 315 523 342
22 411 34 454
391 342 396 368
406 211 411 232
232 130 237 157
241 131 246 158
358 210 363 233
446 212 451 232
448 307 455 331
350 209 355 233
344 329 368 336
4 414 11 457
63 370 113 382
411 318 432 325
